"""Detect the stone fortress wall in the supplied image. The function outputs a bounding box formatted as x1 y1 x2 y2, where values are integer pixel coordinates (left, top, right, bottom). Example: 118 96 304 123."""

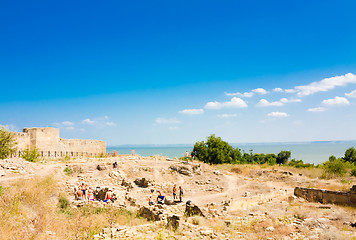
14 127 106 157
294 185 356 207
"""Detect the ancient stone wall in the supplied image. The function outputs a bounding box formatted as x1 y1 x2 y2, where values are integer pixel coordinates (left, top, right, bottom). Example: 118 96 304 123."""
13 127 106 157
294 186 356 207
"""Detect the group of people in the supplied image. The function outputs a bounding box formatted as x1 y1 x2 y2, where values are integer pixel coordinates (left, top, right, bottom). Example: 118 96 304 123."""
147 184 184 205
74 182 96 201
74 182 115 203
185 151 196 160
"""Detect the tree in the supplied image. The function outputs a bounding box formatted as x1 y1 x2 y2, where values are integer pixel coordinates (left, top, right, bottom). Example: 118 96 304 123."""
276 150 291 164
0 126 17 159
193 134 241 164
343 147 356 164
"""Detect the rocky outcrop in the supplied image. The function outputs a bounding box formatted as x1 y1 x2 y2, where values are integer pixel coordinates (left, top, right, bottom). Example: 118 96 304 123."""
169 163 201 176
134 177 152 188
137 206 165 221
185 202 205 217
96 164 107 171
167 215 180 230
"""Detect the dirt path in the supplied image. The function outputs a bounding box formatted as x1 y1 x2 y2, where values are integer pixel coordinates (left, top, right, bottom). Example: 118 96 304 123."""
188 173 241 205
0 163 62 185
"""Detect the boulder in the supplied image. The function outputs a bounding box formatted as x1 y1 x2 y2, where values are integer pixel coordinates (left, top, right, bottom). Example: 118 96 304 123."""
96 165 107 171
134 178 151 188
121 179 133 189
137 206 164 221
95 188 108 201
169 164 193 176
185 202 205 217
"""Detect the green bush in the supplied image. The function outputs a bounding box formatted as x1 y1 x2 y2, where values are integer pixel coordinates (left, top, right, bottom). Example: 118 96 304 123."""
0 126 17 159
351 168 356 177
58 195 70 210
193 134 241 164
277 151 291 164
288 159 314 168
63 167 73 176
322 158 353 178
21 147 41 162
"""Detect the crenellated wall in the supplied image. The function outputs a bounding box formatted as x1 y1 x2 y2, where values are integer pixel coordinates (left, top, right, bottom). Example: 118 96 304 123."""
13 127 106 157
294 185 356 207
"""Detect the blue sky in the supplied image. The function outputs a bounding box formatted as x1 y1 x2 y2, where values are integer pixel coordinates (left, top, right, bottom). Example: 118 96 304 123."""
1 0 356 145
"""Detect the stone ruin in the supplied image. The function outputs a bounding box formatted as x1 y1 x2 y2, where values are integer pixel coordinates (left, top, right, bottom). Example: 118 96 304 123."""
13 127 106 158
294 185 356 207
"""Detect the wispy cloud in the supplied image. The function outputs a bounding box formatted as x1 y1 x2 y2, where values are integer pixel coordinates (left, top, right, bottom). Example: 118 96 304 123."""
205 97 248 109
267 112 289 117
256 98 301 107
322 96 350 106
155 118 181 124
288 73 356 97
225 88 268 98
62 121 74 126
168 126 179 131
82 118 95 124
345 89 356 98
106 121 117 127
308 107 327 112
217 113 237 118
178 108 204 115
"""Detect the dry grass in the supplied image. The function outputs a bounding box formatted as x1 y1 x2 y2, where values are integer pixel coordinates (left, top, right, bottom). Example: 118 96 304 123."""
0 175 146 240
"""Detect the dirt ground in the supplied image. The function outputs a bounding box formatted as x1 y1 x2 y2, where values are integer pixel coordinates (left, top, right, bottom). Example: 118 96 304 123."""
1 155 356 239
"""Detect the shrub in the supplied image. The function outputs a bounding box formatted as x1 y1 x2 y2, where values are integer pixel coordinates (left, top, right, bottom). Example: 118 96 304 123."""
0 185 4 196
351 168 356 177
0 126 17 159
193 134 241 164
63 166 73 176
322 158 353 178
21 147 40 162
288 159 314 168
58 194 70 210
276 151 291 164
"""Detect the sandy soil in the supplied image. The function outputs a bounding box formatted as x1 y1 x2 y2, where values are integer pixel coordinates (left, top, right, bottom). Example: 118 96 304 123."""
1 156 356 239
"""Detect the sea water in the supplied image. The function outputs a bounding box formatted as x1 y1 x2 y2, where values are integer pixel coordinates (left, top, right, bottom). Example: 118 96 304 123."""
107 141 356 165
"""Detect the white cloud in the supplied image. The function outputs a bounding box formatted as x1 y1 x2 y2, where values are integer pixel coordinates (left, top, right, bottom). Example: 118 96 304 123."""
273 88 283 92
205 97 248 109
225 91 254 97
106 121 117 127
168 126 179 131
82 118 95 124
285 89 297 93
155 118 181 124
256 99 284 107
256 98 301 107
267 112 289 117
252 88 268 94
217 114 237 118
322 96 350 106
62 121 74 126
308 107 327 112
292 73 356 97
179 109 204 115
225 88 268 98
345 89 356 98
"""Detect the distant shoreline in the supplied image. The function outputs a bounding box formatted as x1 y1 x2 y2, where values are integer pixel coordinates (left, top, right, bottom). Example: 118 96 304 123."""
107 141 356 165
